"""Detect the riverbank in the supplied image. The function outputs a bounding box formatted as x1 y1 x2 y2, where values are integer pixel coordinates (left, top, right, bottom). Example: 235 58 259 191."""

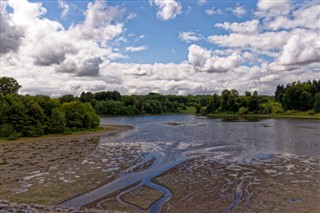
0 126 130 143
0 125 134 205
204 112 320 120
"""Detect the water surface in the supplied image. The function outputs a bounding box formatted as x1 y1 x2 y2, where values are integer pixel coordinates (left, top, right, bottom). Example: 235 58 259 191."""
100 115 320 159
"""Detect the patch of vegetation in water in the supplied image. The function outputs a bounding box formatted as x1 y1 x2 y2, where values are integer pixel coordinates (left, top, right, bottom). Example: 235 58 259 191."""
164 122 184 126
210 116 261 122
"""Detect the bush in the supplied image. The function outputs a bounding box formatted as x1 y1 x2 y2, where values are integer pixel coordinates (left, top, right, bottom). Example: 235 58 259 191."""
238 107 248 115
285 110 297 115
0 124 15 137
200 107 207 115
308 110 315 115
8 131 22 140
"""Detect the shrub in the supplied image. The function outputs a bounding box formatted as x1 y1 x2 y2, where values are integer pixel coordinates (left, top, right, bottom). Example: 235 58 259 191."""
0 124 15 137
8 131 22 140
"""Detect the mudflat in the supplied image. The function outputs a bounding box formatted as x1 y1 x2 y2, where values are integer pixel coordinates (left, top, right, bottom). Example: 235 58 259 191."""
0 125 133 205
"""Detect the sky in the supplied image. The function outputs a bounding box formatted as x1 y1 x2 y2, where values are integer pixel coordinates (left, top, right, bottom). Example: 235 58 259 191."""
0 0 319 97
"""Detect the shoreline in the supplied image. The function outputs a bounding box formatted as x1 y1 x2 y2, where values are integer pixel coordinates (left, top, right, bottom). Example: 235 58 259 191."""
0 125 134 143
204 113 320 120
99 113 320 120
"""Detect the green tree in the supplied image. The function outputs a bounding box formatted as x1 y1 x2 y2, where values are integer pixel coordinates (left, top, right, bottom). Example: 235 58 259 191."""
314 93 320 113
245 91 251 97
0 77 21 95
248 97 259 112
61 101 99 129
48 108 66 133
80 92 94 103
220 89 231 112
60 94 76 103
194 103 201 114
212 94 220 111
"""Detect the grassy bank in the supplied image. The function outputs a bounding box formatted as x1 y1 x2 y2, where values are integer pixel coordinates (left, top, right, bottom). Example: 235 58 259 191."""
179 106 320 119
205 111 320 120
0 126 127 143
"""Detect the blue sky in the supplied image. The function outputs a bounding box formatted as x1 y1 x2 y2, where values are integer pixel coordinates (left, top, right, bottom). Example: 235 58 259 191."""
28 0 257 64
1 0 319 96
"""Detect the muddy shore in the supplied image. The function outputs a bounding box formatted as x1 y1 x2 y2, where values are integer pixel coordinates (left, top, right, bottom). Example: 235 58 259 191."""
0 125 133 205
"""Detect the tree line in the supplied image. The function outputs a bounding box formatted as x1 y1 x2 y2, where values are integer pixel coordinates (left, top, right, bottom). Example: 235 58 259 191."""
61 79 320 116
0 77 99 140
199 80 320 115
1 77 319 139
275 80 320 112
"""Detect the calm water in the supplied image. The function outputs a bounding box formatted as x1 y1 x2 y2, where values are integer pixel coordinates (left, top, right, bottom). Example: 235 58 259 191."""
101 115 320 159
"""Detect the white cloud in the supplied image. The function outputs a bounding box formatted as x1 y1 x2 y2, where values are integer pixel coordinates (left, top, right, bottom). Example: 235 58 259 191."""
215 20 259 34
208 31 290 53
3 0 127 78
179 31 203 42
197 0 206 5
232 6 246 18
278 33 320 66
188 44 241 73
125 45 148 52
58 0 69 18
205 8 224 16
126 12 137 20
150 0 182 20
0 3 24 55
256 0 291 17
268 4 320 30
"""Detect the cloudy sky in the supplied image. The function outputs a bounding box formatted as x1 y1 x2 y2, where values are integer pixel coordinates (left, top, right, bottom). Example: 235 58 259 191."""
0 0 319 96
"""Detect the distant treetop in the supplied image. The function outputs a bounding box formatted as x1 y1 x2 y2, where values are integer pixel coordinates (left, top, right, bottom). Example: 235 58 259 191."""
0 77 22 96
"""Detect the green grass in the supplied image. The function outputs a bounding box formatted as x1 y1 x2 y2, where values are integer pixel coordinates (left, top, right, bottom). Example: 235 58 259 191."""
180 106 196 114
0 126 105 142
63 126 104 135
206 111 320 119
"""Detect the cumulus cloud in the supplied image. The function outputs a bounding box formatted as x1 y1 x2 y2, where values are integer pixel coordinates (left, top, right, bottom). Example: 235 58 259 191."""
208 31 289 53
215 20 259 34
58 0 69 18
57 57 102 76
150 0 182 20
0 3 24 55
232 6 246 18
70 0 125 42
197 0 206 5
5 0 126 69
278 33 320 66
267 4 320 30
179 31 203 42
205 8 224 16
188 44 241 73
125 45 148 52
210 0 320 71
256 0 291 17
33 39 77 66
78 57 102 76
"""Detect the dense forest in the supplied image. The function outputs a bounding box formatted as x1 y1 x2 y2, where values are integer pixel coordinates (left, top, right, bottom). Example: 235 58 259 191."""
1 77 319 139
